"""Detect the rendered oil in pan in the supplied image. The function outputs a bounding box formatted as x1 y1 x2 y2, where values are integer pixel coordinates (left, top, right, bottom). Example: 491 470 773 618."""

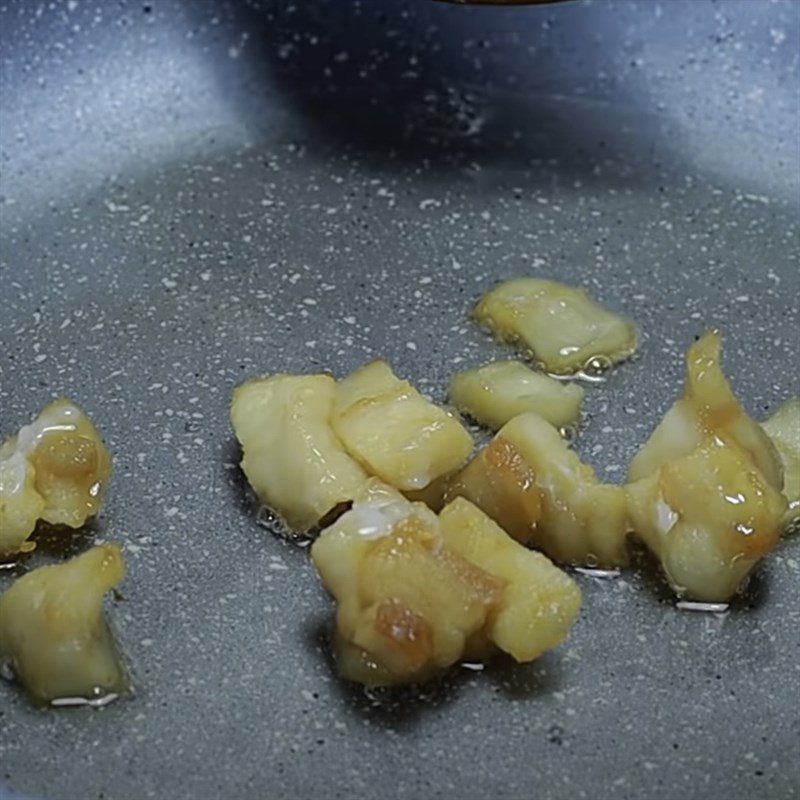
0 1 798 799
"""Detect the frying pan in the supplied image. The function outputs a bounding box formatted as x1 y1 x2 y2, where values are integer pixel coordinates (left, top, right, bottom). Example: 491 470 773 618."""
1 1 798 799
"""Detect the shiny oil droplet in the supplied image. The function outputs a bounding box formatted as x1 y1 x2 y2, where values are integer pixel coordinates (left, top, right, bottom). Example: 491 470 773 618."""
676 600 729 613
573 369 607 385
362 686 385 706
255 504 279 530
583 354 613 376
574 567 621 579
784 515 800 536
559 425 578 446
547 369 606 385
255 504 311 544
50 689 121 708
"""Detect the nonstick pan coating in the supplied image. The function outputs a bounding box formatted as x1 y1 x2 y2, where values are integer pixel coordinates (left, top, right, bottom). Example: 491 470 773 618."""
1 2 798 799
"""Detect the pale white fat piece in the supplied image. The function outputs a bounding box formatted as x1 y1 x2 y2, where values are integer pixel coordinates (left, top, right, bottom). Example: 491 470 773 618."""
1 399 111 557
332 360 473 492
0 543 128 706
448 360 584 431
625 332 788 602
230 374 369 532
0 403 82 500
1 401 97 557
473 278 637 375
12 402 81 456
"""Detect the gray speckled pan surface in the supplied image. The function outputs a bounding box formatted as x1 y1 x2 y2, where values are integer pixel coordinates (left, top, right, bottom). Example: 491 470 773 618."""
1 1 798 799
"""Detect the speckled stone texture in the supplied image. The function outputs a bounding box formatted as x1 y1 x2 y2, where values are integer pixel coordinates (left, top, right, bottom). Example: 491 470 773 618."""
0 1 798 799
